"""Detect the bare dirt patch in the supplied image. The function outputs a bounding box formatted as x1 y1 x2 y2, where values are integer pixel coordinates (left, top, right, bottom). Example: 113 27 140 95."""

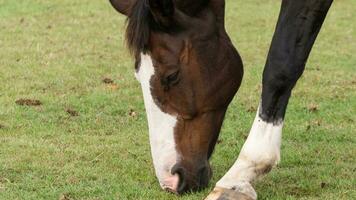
15 99 42 106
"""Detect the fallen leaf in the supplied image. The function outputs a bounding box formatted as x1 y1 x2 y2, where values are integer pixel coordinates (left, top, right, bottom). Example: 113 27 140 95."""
246 106 256 113
129 109 137 117
107 83 119 90
307 103 318 112
59 193 72 200
66 108 79 117
102 77 114 84
15 99 42 106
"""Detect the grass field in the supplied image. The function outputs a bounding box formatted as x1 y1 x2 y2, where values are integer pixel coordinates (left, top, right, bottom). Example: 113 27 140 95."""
0 0 355 199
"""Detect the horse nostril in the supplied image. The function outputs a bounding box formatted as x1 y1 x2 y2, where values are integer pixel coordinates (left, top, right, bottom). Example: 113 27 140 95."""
171 164 187 194
170 164 211 193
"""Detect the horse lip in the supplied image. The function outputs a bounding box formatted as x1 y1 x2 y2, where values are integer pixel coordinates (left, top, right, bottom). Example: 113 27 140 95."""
161 171 180 194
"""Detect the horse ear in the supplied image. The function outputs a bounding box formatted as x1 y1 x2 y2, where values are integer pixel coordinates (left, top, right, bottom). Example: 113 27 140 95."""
109 0 135 15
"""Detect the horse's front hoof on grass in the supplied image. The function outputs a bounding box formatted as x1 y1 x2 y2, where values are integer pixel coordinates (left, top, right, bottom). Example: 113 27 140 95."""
204 187 256 200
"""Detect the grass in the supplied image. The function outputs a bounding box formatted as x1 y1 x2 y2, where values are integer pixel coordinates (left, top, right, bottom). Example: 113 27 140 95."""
0 0 355 199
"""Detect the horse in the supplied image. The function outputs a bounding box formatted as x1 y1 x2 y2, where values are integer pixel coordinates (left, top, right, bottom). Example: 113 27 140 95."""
109 0 333 199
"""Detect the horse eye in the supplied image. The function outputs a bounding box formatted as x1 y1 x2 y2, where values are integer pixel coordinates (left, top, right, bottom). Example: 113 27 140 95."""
162 70 180 90
167 70 180 84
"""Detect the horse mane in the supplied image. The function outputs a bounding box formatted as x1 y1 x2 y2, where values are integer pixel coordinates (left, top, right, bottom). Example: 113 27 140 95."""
125 0 210 57
126 0 153 56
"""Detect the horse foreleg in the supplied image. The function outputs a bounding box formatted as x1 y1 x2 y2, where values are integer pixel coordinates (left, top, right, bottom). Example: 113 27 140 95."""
206 0 333 199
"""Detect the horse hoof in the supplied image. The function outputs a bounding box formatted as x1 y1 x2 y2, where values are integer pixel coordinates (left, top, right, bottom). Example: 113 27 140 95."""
204 187 256 200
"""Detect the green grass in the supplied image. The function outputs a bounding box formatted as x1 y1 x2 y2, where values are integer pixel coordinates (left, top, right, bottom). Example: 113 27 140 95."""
0 0 355 199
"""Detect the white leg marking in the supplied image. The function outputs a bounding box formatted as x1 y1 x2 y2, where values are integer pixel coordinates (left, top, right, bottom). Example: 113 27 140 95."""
216 106 283 198
136 53 180 191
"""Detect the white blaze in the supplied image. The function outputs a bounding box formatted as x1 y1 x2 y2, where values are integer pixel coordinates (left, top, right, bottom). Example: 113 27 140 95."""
216 106 283 199
136 53 180 190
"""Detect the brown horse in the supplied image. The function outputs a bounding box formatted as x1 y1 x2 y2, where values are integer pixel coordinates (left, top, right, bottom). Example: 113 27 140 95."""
110 0 243 194
109 0 333 199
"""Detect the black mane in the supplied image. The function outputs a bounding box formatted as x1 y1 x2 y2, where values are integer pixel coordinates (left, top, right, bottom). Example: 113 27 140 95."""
126 0 153 56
